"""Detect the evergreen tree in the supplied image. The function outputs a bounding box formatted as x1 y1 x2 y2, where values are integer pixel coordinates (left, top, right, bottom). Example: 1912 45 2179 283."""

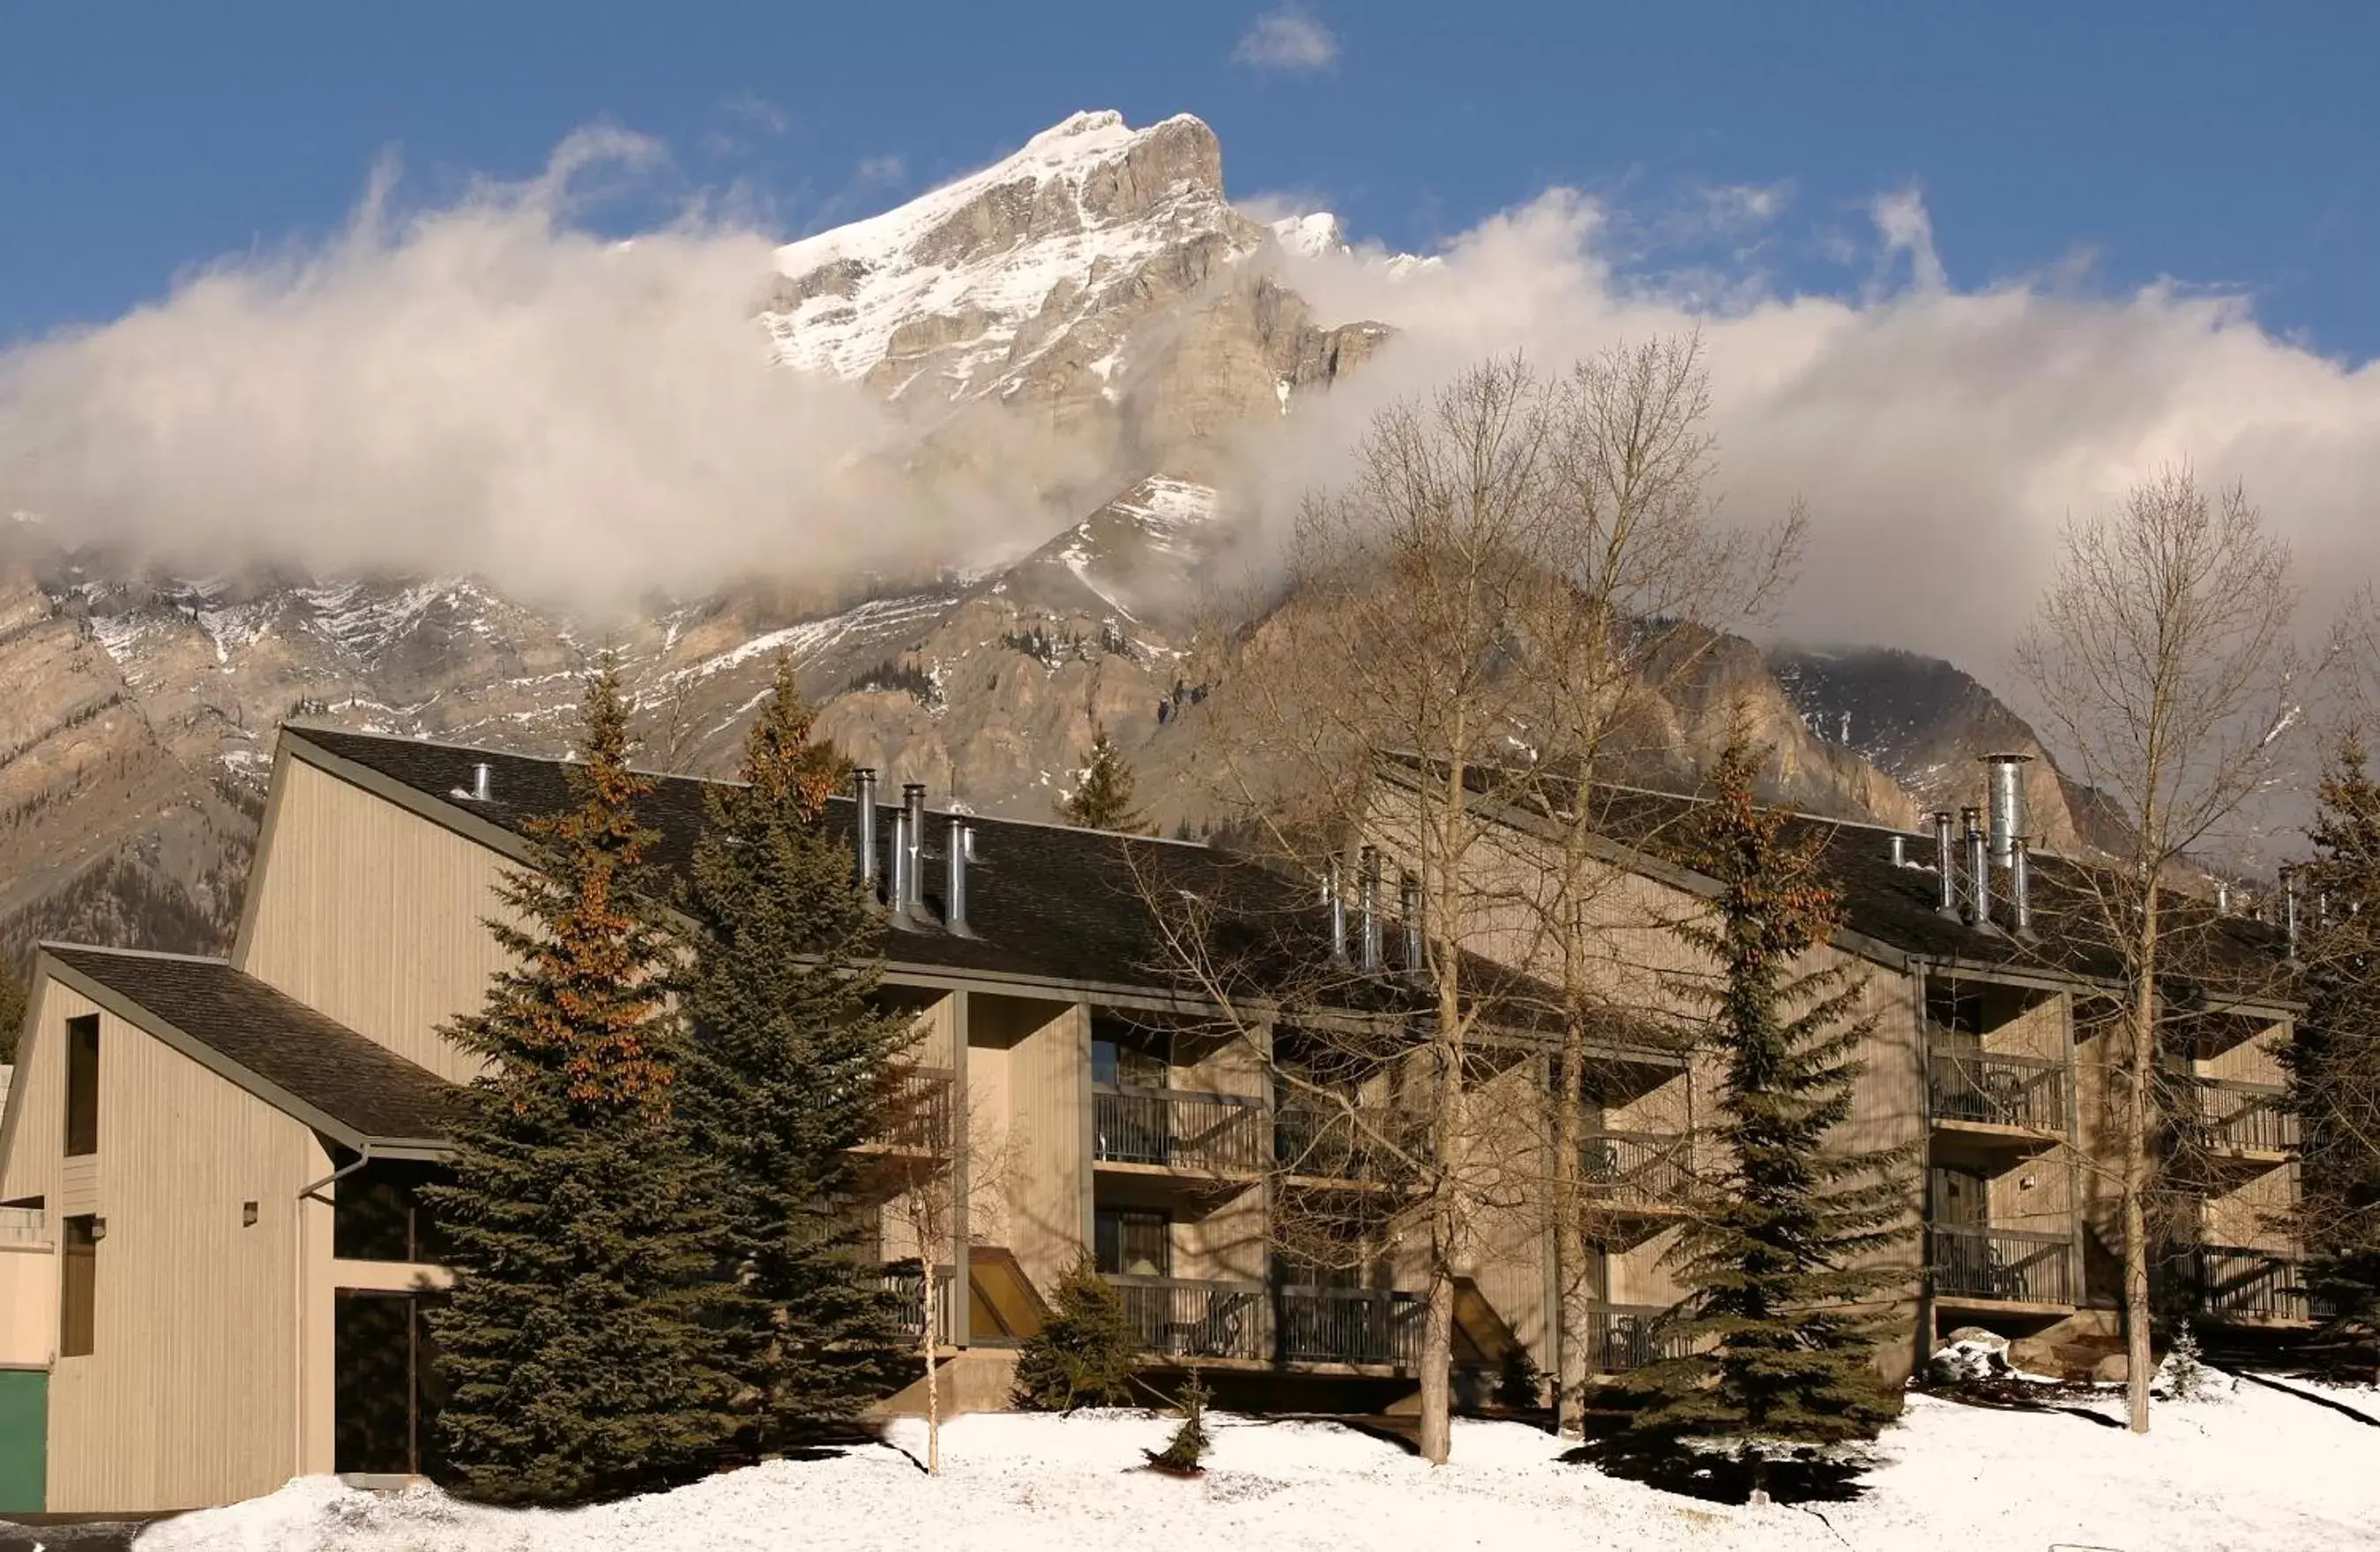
1626 729 1910 1471
675 657 914 1451
425 655 733 1506
1057 726 1149 833
1143 1371 1211 1474
2287 734 2380 1362
1012 1255 1142 1410
0 956 25 1064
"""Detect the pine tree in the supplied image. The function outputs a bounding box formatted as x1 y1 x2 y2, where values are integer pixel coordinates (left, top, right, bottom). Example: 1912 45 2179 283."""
1057 726 1148 833
2287 734 2380 1363
1143 1371 1211 1474
424 655 733 1506
1626 728 1911 1472
1012 1255 1142 1410
675 657 914 1451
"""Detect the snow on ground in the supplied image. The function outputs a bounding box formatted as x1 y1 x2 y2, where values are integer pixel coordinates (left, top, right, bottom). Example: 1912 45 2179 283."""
135 1384 2380 1552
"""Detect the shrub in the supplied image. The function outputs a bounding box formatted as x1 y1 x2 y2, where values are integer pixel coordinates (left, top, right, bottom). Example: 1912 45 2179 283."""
1013 1256 1141 1411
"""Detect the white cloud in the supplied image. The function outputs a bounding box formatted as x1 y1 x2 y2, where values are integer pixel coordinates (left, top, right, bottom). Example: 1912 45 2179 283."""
853 154 906 189
720 93 789 137
1235 6 1339 72
1233 186 2380 687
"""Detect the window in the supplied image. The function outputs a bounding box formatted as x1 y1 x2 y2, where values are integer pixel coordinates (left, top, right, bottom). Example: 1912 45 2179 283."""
1093 1207 1169 1278
1928 1166 1988 1228
1091 1020 1168 1090
1926 985 1984 1048
332 1160 452 1264
334 1290 445 1477
63 1016 99 1158
60 1215 95 1357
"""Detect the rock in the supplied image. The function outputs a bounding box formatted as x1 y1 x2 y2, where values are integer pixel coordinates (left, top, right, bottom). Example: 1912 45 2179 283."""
1929 1328 2013 1384
2093 1353 2130 1384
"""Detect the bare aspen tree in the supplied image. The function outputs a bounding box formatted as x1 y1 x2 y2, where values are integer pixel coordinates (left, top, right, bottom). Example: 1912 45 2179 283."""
1173 356 1562 1465
2016 468 2302 1434
1506 337 1803 1434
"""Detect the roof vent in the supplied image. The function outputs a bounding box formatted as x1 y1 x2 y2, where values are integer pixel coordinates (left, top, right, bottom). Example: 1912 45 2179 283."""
1890 835 1907 869
1400 869 1427 985
1932 812 1959 919
1982 752 2033 869
1324 861 1348 962
450 761 495 803
945 819 979 938
853 769 880 892
1358 846 1384 974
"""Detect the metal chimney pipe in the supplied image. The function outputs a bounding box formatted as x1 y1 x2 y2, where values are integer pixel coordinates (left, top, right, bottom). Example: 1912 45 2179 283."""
1400 870 1426 984
1982 753 2032 869
2011 837 2036 938
1890 835 1908 869
2284 867 2302 962
2215 881 2231 915
854 769 880 890
901 783 928 912
1933 812 1959 918
1324 861 1348 962
887 810 913 928
470 761 493 802
1963 807 1995 930
945 821 976 937
1358 846 1384 973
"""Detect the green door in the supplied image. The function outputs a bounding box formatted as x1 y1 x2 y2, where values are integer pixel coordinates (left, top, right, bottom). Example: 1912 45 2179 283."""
0 1368 44 1513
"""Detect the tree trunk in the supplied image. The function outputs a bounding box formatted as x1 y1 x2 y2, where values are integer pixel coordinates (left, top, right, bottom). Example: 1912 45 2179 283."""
2123 916 2160 1435
923 1260 942 1474
1555 1026 1590 1436
1419 1262 1455 1466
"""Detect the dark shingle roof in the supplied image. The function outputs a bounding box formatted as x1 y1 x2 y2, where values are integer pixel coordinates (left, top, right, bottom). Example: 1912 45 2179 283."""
287 724 1324 995
43 945 461 1144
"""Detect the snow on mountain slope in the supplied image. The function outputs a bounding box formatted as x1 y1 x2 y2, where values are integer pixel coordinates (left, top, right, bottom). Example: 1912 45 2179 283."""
763 111 1260 402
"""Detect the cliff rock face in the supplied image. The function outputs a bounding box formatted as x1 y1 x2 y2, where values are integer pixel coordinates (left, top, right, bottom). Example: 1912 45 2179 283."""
0 112 2079 960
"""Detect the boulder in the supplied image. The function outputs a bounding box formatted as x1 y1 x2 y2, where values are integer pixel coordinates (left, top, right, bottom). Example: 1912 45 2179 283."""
2093 1352 2130 1384
1929 1327 2014 1384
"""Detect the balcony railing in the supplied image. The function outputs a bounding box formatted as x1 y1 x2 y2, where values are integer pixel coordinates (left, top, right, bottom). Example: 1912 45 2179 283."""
2178 1080 2297 1157
1581 1130 1694 1212
1273 1105 1428 1183
1274 1286 1425 1368
880 1263 958 1346
876 1065 954 1153
1579 1303 1697 1374
2180 1246 2319 1324
1928 1223 2077 1305
1929 1050 2069 1133
1108 1275 1270 1362
1093 1087 1267 1175
0 1206 45 1247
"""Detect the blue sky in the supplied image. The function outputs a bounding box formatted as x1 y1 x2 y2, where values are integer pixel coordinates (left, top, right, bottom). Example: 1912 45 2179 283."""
3 1 2376 357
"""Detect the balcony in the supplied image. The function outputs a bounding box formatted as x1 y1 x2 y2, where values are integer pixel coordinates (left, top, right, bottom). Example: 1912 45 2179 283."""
872 1065 955 1154
1093 1087 1267 1176
1929 1050 2069 1138
1108 1275 1270 1362
2179 1246 2321 1325
880 1262 958 1346
1578 1303 1698 1374
1273 1105 1428 1184
1580 1130 1695 1215
1275 1286 1424 1368
1928 1223 2077 1308
2176 1080 2296 1162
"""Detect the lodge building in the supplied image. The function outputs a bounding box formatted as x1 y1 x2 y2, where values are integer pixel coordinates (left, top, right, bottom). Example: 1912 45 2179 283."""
0 724 2311 1512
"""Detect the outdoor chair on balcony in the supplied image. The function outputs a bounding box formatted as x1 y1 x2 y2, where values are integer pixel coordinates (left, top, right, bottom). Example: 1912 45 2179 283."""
1161 1289 1256 1359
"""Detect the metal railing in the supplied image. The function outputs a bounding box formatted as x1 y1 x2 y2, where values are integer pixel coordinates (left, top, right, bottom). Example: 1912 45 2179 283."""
1108 1275 1270 1362
2179 1080 2297 1156
880 1263 958 1346
877 1065 954 1153
0 1206 46 1247
1579 1303 1697 1373
1929 1049 2069 1132
1093 1087 1267 1174
1580 1130 1694 1211
1928 1223 2077 1305
1273 1286 1425 1368
1273 1105 1428 1183
2182 1246 2317 1324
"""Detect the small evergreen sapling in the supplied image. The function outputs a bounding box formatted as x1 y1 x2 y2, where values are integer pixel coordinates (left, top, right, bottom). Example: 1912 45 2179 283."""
2160 1322 2214 1402
1013 1255 1142 1410
1144 1372 1212 1474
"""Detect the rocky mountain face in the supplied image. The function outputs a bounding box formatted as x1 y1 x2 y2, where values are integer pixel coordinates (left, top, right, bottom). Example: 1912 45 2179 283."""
0 110 2079 965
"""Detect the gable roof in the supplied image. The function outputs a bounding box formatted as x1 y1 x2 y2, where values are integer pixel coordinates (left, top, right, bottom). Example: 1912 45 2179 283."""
41 945 460 1150
1392 757 2298 1008
283 723 1331 1001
